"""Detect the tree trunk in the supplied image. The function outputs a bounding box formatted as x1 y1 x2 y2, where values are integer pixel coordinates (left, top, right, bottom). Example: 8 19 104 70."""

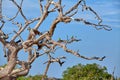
1 76 17 80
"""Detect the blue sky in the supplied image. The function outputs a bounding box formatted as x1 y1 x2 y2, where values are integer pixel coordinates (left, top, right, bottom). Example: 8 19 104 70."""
0 0 120 78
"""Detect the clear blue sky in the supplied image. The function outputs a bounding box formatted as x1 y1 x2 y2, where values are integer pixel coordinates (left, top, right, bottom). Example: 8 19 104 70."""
0 0 120 78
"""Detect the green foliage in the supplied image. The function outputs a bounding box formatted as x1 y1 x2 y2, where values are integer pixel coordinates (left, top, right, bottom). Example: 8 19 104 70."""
17 76 27 80
17 63 120 80
17 75 45 80
58 37 61 41
62 63 112 80
17 75 61 80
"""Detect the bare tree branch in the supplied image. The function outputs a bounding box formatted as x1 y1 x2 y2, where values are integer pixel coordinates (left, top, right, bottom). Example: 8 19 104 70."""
34 1 52 30
49 40 106 61
73 18 112 31
11 21 30 41
42 61 50 80
8 0 23 21
64 0 82 16
38 0 44 15
0 20 5 30
11 0 27 21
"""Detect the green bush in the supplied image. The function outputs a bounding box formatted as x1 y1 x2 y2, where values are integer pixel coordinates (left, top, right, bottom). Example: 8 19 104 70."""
62 63 112 80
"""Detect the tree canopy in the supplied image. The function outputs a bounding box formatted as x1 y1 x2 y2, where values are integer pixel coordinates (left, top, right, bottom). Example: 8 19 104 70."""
62 63 112 80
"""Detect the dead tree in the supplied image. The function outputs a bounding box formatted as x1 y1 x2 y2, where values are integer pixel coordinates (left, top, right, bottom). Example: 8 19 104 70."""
0 0 111 80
